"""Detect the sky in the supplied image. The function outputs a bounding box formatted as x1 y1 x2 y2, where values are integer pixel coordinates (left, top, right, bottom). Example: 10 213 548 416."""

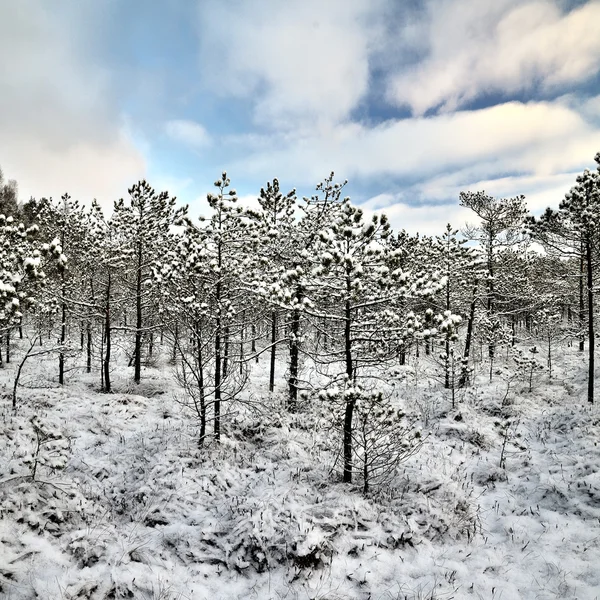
0 0 599 235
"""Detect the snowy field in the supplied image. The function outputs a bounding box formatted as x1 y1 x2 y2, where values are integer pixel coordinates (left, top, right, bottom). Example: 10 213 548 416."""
1 339 600 600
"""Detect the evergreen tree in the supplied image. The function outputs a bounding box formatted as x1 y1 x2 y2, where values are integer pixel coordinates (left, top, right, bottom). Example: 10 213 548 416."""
185 173 255 441
249 178 297 395
460 191 527 359
0 166 19 218
111 181 186 384
527 155 600 404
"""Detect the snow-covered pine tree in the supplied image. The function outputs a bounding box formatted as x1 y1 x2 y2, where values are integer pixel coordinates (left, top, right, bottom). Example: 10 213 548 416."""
248 178 297 395
85 201 128 393
460 191 527 360
429 224 481 394
33 194 90 384
304 188 413 483
527 154 600 403
0 212 61 363
182 172 255 441
159 222 213 444
111 181 186 384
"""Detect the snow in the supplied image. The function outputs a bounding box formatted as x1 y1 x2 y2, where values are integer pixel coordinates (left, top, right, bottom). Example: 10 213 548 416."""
1 340 600 599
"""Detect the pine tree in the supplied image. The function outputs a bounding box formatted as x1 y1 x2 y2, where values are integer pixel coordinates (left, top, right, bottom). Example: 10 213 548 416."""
249 178 297 396
35 194 89 384
430 224 480 393
111 181 186 384
527 155 600 403
160 224 212 444
460 191 527 359
0 215 59 339
183 173 255 441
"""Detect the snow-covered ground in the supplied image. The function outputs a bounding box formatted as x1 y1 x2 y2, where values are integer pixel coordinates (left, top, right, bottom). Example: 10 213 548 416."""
1 340 599 600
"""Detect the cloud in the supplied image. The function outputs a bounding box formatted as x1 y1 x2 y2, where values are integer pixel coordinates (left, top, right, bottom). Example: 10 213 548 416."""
224 98 600 185
196 0 387 127
211 96 600 235
369 202 474 237
0 1 145 204
360 166 584 235
387 0 600 115
165 120 212 148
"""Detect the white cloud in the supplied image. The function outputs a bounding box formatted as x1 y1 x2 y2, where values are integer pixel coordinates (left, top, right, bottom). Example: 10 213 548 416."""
225 99 600 185
359 164 586 236
211 96 600 236
387 0 600 115
387 203 473 237
165 120 212 148
196 0 387 127
0 1 145 204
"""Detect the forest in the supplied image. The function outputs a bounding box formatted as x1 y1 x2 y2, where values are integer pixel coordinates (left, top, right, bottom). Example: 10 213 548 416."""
1 156 600 599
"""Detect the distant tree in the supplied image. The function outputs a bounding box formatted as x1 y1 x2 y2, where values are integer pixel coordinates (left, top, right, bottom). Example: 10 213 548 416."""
0 166 19 218
527 154 600 404
460 191 527 359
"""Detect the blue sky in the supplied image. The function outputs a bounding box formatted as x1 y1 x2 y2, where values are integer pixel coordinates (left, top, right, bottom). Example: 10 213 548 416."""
1 0 599 234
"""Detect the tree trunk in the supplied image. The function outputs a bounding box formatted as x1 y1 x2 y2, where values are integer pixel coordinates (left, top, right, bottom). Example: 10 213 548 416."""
343 289 354 484
86 322 92 373
239 312 245 375
196 326 206 446
269 310 277 392
444 278 450 389
134 241 143 384
100 322 104 391
288 302 301 411
172 322 179 364
214 253 222 441
103 273 112 393
363 443 369 495
580 253 585 352
222 326 230 379
59 273 66 385
586 240 594 404
214 318 222 442
460 286 477 387
487 231 495 359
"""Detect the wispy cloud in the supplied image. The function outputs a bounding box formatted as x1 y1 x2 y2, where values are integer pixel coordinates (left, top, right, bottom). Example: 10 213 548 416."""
165 119 212 148
225 98 600 184
387 0 600 115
